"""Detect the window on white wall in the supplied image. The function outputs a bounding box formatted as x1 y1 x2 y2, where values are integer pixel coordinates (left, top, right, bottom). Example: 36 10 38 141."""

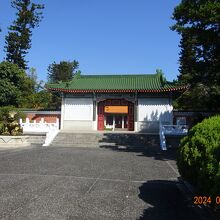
64 98 93 120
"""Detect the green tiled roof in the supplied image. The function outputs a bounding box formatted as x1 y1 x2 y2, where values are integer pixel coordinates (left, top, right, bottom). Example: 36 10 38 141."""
46 73 186 93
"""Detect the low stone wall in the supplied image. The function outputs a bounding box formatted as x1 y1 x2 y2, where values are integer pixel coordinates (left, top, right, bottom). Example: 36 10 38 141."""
0 136 29 146
165 135 186 148
0 135 46 147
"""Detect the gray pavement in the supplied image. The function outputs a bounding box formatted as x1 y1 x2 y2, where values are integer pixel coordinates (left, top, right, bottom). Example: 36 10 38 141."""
0 145 214 220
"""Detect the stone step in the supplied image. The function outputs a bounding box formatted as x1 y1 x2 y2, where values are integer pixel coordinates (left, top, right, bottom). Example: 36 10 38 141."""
25 135 46 145
51 143 103 148
50 132 160 148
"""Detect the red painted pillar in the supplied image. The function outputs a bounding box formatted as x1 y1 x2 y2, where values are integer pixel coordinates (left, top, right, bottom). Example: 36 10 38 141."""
97 102 104 130
128 103 134 131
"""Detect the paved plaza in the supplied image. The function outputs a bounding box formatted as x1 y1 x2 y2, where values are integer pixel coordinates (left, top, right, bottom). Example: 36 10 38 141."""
0 145 214 220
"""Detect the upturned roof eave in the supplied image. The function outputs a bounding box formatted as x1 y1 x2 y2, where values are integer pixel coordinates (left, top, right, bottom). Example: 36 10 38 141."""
46 86 188 93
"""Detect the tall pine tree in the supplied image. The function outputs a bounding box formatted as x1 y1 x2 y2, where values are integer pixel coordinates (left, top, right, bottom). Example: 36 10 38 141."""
172 0 220 110
5 0 44 69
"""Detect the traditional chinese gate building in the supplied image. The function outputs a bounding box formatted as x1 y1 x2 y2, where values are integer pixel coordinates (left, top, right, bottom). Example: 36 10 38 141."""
47 73 186 132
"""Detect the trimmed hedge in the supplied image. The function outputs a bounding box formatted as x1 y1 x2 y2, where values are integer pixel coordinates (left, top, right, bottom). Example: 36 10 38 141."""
177 115 220 208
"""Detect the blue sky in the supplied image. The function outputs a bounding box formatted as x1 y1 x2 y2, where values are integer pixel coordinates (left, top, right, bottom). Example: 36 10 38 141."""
0 0 181 82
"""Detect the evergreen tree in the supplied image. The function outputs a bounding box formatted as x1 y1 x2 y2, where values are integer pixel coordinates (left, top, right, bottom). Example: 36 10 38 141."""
47 60 80 109
172 0 220 110
47 60 79 83
5 0 44 69
177 30 197 84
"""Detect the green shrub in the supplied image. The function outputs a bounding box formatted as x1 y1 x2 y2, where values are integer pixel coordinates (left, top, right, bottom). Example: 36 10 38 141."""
177 115 220 205
0 106 25 135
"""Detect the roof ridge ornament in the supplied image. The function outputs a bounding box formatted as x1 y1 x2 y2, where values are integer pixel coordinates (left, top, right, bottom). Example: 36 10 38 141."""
74 70 81 79
155 69 167 87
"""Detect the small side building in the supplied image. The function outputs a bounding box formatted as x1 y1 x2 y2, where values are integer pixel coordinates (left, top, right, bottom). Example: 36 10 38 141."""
47 73 186 133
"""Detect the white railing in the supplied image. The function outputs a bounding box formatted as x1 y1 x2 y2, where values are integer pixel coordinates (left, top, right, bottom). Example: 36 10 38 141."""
159 123 167 151
159 122 188 150
43 127 59 147
20 118 59 133
19 118 59 146
162 124 188 135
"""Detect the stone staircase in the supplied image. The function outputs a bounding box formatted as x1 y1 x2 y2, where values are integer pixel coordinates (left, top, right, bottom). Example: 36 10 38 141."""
50 132 160 149
25 134 46 146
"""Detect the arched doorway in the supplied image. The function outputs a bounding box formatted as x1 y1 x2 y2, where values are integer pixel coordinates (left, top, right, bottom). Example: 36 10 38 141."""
97 99 134 131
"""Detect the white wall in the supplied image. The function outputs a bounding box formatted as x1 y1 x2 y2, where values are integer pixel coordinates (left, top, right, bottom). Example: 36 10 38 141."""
64 98 93 121
138 98 173 132
63 98 93 130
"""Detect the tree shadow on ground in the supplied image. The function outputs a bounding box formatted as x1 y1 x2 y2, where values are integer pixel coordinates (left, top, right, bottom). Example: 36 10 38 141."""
99 133 177 161
137 180 212 220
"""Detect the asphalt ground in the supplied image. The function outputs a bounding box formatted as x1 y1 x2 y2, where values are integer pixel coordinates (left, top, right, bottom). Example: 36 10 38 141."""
0 145 215 220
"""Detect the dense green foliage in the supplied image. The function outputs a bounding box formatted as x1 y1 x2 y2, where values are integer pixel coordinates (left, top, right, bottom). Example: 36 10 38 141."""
47 60 79 83
22 68 52 108
172 0 220 110
25 90 53 109
0 106 25 135
177 116 220 207
5 0 44 69
0 62 52 108
0 61 34 106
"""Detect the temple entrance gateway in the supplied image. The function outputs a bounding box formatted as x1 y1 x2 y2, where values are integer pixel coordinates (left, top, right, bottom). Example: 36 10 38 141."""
98 99 134 131
47 73 181 132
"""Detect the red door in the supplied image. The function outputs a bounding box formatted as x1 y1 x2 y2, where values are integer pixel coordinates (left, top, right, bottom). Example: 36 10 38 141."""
128 104 134 131
98 103 104 130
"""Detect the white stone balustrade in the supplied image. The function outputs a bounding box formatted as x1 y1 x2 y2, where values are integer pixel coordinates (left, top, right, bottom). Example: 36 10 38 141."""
159 122 188 150
19 118 60 146
19 118 59 133
162 125 188 135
